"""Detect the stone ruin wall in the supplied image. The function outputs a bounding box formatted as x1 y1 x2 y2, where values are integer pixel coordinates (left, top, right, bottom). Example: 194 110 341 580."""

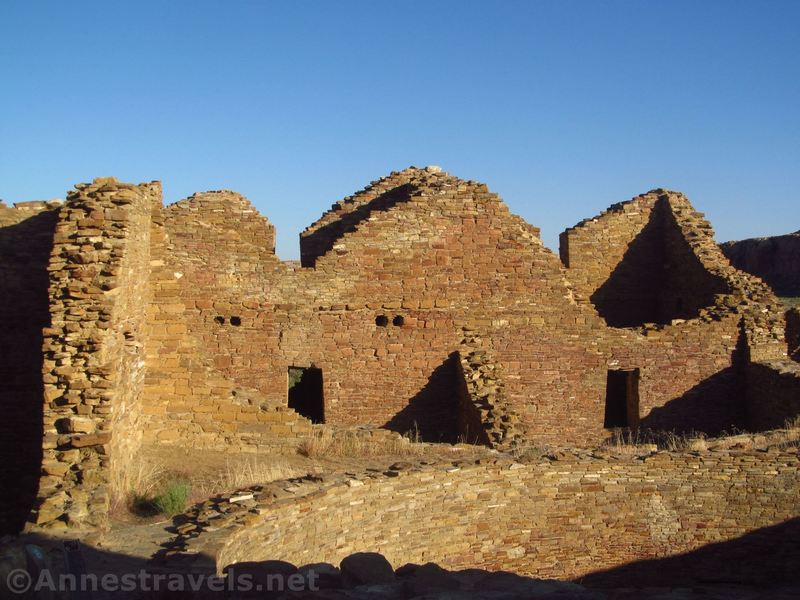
560 191 731 327
787 307 800 361
33 179 158 528
140 170 791 450
142 191 313 453
0 168 796 532
746 360 800 430
0 201 60 533
213 449 800 586
559 189 788 435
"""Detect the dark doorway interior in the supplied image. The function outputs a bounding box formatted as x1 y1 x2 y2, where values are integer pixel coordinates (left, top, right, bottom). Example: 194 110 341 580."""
288 366 324 423
604 369 640 428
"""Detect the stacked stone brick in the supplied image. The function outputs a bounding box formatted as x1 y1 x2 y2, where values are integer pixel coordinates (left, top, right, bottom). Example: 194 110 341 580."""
33 178 158 527
155 447 800 583
786 307 799 361
0 167 797 533
142 190 313 452
455 331 524 450
746 360 800 429
0 200 60 533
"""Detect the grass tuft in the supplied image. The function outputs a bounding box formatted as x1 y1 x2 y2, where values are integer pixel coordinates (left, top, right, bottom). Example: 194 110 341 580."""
606 428 708 453
298 428 423 458
110 457 165 514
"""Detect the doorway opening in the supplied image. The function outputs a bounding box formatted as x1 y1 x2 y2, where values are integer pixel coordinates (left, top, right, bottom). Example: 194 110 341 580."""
604 369 640 429
288 366 324 424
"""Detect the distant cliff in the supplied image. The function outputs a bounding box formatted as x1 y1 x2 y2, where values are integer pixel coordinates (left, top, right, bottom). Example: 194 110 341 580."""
721 231 800 297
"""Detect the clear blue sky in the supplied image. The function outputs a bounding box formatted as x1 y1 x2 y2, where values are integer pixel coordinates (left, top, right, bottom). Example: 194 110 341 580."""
1 1 798 259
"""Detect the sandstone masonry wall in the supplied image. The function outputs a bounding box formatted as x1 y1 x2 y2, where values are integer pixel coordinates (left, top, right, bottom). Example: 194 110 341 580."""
210 449 800 584
455 333 523 449
6 169 797 534
0 201 60 534
139 170 789 448
746 360 800 430
786 308 799 361
141 191 313 452
33 178 157 529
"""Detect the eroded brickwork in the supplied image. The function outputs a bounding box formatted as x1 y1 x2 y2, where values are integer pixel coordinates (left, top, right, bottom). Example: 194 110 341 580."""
787 308 799 361
142 191 313 451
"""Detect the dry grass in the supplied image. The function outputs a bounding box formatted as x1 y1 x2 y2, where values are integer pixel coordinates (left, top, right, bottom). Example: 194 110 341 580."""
297 428 424 458
109 456 166 515
192 455 307 497
110 451 310 518
772 416 800 449
606 428 709 453
605 420 800 454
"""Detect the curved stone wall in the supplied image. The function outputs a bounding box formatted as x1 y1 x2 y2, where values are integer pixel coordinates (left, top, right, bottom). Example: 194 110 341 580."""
209 449 800 581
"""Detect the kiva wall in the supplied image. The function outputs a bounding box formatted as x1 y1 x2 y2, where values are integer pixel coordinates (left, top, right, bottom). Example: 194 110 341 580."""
215 450 800 584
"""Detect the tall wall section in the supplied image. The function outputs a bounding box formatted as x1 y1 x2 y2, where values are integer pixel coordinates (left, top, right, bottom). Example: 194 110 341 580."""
32 178 157 529
298 168 602 440
0 201 60 534
746 359 800 430
559 189 788 436
560 190 735 327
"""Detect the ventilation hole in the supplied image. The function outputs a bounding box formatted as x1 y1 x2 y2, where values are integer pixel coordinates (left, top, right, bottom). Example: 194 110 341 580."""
375 315 389 327
214 316 225 325
392 315 405 327
230 316 242 326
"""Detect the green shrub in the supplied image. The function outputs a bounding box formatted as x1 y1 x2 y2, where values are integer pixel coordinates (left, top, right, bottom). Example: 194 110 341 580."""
153 480 190 516
129 479 189 517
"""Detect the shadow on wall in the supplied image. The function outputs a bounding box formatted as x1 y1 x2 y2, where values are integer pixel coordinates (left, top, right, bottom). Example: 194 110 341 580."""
639 367 745 435
592 198 727 328
0 211 58 534
3 519 799 597
300 183 414 268
579 517 800 589
382 353 461 443
640 323 749 435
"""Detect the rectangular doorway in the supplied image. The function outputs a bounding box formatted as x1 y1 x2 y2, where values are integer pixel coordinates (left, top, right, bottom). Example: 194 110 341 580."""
288 366 325 424
604 369 640 428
